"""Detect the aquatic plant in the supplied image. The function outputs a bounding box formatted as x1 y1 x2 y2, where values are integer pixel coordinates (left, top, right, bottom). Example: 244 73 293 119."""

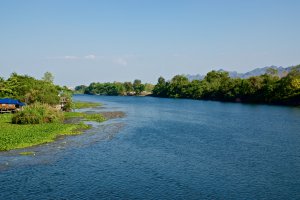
0 114 90 151
73 101 102 109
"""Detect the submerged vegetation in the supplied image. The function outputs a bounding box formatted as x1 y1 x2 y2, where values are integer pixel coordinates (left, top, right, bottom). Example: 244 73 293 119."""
152 65 300 106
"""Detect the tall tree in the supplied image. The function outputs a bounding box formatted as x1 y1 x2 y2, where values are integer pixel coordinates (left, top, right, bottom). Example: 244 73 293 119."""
153 76 167 97
123 82 133 93
133 79 145 95
167 75 189 98
42 72 54 83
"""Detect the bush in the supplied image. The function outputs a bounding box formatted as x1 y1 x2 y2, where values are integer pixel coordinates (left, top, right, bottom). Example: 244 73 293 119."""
12 103 64 124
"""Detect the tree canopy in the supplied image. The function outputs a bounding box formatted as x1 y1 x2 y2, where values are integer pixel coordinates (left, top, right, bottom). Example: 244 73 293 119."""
42 72 54 83
152 65 300 106
0 72 68 105
78 80 152 96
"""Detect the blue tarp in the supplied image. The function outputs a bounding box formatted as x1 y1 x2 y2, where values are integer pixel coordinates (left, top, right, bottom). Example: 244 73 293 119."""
0 98 25 106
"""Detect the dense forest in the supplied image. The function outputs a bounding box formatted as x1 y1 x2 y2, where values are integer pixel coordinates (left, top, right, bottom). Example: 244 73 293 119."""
0 72 71 106
75 65 300 106
76 80 154 96
152 65 300 105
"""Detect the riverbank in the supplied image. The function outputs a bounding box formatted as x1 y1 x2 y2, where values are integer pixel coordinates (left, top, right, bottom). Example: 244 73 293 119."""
72 101 102 109
0 101 109 151
0 114 90 151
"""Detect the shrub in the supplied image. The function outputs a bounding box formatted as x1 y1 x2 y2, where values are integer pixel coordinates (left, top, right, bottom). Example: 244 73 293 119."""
12 103 64 124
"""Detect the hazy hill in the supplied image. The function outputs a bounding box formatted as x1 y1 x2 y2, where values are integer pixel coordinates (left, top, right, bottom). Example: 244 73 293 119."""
187 66 292 81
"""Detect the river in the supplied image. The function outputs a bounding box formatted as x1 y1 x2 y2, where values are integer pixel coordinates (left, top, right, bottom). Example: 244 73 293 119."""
1 94 300 199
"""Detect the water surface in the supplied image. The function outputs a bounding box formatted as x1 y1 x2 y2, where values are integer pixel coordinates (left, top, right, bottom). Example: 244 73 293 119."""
1 95 300 199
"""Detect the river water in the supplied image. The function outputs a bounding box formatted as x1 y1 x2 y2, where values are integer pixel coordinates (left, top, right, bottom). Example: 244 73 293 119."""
1 94 300 199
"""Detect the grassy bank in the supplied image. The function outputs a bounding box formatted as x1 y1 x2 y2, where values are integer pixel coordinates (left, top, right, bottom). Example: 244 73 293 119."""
73 101 102 109
0 111 106 151
64 112 106 122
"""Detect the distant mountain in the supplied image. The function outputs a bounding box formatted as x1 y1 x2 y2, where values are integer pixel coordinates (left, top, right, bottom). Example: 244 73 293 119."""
187 66 293 81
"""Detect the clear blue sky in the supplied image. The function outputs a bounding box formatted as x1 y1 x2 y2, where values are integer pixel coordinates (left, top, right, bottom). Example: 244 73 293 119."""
1 0 300 86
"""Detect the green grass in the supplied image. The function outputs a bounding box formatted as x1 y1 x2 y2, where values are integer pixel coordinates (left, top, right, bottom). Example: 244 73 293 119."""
19 151 36 156
0 103 106 151
64 112 106 122
84 113 106 122
0 114 90 151
73 101 102 109
64 112 85 118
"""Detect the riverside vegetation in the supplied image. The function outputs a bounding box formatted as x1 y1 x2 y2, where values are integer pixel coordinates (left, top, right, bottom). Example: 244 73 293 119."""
72 101 102 109
1 64 299 150
152 65 300 106
0 72 106 151
75 65 300 106
0 102 106 151
0 112 89 151
76 79 154 96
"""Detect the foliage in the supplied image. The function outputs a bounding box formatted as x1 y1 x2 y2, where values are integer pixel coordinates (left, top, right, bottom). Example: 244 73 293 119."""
12 103 64 124
77 80 151 96
133 79 145 95
0 72 108 151
59 88 73 111
144 83 155 92
74 85 87 94
152 77 168 97
84 82 123 95
0 72 61 105
152 65 300 105
123 82 133 93
42 72 54 83
0 114 89 151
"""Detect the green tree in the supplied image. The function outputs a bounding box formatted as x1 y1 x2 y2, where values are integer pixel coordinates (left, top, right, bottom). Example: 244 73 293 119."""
167 75 189 98
42 72 54 83
144 83 154 92
3 73 60 105
153 76 167 97
185 80 203 99
202 71 230 99
151 65 300 105
133 79 145 95
123 82 133 93
75 85 87 94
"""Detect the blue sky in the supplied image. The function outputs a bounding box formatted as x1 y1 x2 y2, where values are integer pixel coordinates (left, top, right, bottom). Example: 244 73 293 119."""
1 0 300 86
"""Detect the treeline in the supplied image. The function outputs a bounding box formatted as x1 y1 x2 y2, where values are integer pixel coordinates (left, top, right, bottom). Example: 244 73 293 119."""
152 65 300 105
76 79 154 96
0 72 72 107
